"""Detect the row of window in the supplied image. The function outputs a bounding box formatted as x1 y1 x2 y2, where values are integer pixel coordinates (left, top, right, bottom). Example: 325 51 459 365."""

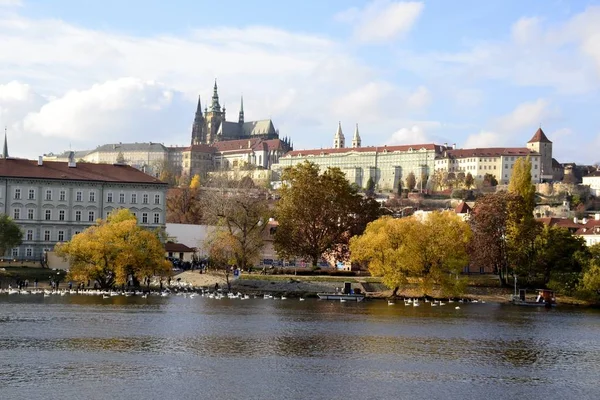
12 209 161 224
23 228 79 243
11 189 161 205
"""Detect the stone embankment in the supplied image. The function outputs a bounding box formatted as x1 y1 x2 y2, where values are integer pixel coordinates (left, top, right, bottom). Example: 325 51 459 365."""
174 271 517 303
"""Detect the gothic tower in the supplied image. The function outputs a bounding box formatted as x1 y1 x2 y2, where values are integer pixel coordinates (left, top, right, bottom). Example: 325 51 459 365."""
333 122 345 149
205 79 224 144
527 127 553 182
352 123 361 148
238 96 244 125
191 95 205 145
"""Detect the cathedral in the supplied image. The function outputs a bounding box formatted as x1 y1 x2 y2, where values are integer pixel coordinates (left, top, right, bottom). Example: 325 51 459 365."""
190 80 292 150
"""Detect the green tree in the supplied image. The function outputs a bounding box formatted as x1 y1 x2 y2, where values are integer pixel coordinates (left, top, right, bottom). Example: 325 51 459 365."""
55 209 171 288
464 172 474 189
405 172 416 191
483 173 498 187
365 177 375 197
274 161 362 267
351 212 471 297
507 156 541 282
0 214 23 258
534 225 588 290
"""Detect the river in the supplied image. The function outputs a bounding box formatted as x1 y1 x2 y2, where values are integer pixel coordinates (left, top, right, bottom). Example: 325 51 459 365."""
0 294 599 400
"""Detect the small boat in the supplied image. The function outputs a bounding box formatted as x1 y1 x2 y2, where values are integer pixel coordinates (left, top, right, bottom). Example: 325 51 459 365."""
512 288 556 308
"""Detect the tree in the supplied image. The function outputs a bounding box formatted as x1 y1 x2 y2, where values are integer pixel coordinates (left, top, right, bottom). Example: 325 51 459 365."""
464 172 474 189
365 177 375 197
166 187 204 224
203 180 270 271
483 173 498 187
469 192 520 286
55 209 171 288
274 161 363 267
351 212 471 297
405 172 416 191
0 214 23 258
116 151 125 164
189 174 201 190
534 225 588 290
507 156 541 283
396 179 403 196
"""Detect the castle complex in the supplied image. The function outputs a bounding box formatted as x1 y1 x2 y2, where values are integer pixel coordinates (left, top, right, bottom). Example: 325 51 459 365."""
272 125 560 192
40 81 562 191
44 81 292 179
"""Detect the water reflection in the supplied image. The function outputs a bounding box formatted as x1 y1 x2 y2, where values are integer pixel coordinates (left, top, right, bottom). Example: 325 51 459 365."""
1 295 600 400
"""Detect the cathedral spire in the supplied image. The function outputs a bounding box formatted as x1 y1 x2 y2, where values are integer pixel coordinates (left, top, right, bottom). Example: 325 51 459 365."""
352 123 361 148
238 96 245 124
191 95 205 145
2 126 8 159
211 79 221 112
333 121 345 149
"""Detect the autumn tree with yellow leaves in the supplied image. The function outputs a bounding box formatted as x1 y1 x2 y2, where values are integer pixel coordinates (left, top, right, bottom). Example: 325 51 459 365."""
350 212 471 297
55 209 171 288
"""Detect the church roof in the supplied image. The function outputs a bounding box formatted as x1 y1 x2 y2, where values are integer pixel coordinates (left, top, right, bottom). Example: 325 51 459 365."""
440 147 537 159
527 128 552 144
213 138 262 152
285 143 443 157
95 142 168 153
182 144 217 153
0 158 165 184
242 120 276 136
217 121 243 139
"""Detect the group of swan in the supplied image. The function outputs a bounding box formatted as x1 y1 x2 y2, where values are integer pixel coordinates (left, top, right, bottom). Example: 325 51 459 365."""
385 297 486 310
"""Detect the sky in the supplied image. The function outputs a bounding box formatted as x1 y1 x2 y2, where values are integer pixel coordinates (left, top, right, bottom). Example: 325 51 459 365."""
1 0 600 163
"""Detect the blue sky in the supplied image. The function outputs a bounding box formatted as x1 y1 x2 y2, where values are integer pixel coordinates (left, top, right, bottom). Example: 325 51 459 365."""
1 0 599 163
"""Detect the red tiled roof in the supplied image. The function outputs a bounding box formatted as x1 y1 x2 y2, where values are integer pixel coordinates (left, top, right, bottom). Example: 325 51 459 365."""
444 147 537 158
213 138 262 152
574 219 600 235
454 202 472 214
182 144 217 153
165 242 195 252
285 143 442 157
584 170 600 177
527 128 552 144
0 159 166 184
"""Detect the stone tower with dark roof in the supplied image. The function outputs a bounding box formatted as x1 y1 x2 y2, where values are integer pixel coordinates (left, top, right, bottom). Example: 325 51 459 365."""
527 127 553 182
190 81 283 147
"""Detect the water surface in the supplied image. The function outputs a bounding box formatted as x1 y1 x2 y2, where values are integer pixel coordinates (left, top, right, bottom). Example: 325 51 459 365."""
1 294 598 400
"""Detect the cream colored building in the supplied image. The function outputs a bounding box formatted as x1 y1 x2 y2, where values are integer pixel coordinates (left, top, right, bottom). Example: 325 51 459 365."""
434 147 542 185
582 171 600 197
274 142 442 192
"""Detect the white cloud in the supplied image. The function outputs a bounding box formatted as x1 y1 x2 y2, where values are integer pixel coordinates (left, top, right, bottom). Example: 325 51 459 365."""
22 78 177 140
336 1 424 43
406 86 431 109
495 98 556 132
387 125 430 145
398 7 600 94
0 0 21 7
463 131 502 149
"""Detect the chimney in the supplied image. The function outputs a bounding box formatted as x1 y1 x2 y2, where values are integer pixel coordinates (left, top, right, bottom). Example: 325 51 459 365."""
595 213 600 221
582 218 588 224
38 156 43 166
452 143 456 150
573 217 578 224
